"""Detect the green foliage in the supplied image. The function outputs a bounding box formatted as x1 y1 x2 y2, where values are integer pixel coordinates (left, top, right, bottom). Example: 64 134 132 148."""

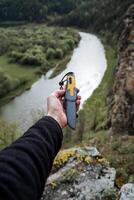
0 68 28 98
20 53 43 66
9 51 24 62
46 48 56 60
80 45 116 134
65 39 75 50
102 188 118 200
0 25 79 67
80 130 134 185
55 48 63 59
0 35 10 55
51 0 133 39
0 0 133 42
0 120 19 150
0 25 79 100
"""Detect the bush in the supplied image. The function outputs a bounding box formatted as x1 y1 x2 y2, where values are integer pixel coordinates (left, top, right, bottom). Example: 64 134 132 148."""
55 48 63 59
20 53 43 66
9 51 24 62
62 43 71 54
46 48 56 60
0 75 11 97
0 71 28 98
0 70 6 83
40 57 51 71
49 39 57 48
0 37 10 55
29 45 44 55
65 39 75 50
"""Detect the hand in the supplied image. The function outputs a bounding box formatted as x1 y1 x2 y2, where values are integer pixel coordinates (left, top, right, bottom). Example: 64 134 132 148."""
47 89 81 128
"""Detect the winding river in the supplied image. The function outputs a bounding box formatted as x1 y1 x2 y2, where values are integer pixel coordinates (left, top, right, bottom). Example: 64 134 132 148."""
0 32 107 132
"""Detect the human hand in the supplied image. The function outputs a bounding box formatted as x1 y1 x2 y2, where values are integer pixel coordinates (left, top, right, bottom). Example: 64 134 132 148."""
47 89 81 128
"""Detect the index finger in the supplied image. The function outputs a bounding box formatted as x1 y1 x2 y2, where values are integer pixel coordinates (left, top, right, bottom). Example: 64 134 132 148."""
52 90 65 98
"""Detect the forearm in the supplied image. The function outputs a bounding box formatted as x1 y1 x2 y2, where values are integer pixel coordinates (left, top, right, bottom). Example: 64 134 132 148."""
0 116 63 200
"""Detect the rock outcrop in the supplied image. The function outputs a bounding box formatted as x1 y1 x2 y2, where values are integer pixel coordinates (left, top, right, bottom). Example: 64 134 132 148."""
110 4 134 134
119 183 134 200
41 147 116 200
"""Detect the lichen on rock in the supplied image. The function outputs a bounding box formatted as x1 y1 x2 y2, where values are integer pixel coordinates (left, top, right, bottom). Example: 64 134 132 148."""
41 147 116 200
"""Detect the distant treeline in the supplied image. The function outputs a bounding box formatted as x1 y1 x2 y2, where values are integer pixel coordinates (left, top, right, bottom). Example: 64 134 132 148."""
0 0 133 36
0 0 76 21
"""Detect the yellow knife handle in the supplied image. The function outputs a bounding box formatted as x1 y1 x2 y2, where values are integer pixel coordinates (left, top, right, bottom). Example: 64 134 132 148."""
65 72 78 129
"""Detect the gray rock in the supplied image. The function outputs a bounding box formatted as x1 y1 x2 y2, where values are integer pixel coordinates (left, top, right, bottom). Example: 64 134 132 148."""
109 4 134 134
75 147 101 157
74 167 116 200
119 183 134 200
84 147 101 157
41 147 116 200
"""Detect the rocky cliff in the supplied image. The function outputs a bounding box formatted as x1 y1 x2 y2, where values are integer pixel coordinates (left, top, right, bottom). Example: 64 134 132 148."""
41 147 117 200
41 147 134 200
110 4 134 134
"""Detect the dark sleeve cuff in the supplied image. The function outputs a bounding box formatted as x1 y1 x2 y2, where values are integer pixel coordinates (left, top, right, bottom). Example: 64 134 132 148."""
42 116 63 141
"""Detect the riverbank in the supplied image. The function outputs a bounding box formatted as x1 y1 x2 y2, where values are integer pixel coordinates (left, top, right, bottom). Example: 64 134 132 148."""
0 54 72 106
63 40 117 146
0 25 80 106
0 56 39 106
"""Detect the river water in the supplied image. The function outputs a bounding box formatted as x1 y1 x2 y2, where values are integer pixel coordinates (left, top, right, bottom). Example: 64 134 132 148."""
0 32 107 132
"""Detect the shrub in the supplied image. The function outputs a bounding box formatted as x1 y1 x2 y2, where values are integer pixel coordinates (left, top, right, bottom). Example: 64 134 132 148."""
62 43 71 54
46 48 56 60
49 39 57 48
0 37 10 55
0 70 6 83
55 48 63 59
0 75 11 97
65 39 75 50
29 45 44 55
20 53 43 66
9 51 24 62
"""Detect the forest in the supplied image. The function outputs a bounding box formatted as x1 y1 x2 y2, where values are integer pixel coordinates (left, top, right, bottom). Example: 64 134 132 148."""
0 0 133 35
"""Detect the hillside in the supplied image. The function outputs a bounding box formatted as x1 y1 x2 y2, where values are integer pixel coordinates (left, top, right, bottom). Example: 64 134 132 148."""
62 4 134 188
0 0 133 40
0 1 134 199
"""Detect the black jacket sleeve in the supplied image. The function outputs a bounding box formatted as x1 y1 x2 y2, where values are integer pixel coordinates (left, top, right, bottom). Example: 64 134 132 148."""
0 116 63 200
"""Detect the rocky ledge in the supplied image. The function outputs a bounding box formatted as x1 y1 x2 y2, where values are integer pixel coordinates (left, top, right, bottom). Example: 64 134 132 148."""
41 147 117 200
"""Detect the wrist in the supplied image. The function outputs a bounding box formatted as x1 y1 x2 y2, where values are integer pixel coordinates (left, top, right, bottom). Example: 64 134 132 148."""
47 113 63 128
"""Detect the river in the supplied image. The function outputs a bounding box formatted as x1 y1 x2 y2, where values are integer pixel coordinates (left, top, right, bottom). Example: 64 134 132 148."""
0 32 107 132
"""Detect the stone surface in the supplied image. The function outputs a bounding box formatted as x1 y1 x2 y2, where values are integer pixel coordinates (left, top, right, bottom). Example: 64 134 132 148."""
41 147 116 200
75 147 100 157
109 4 134 135
119 183 134 200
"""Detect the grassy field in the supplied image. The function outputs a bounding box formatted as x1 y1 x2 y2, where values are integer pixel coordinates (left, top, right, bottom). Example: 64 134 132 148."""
0 56 38 79
0 55 39 106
